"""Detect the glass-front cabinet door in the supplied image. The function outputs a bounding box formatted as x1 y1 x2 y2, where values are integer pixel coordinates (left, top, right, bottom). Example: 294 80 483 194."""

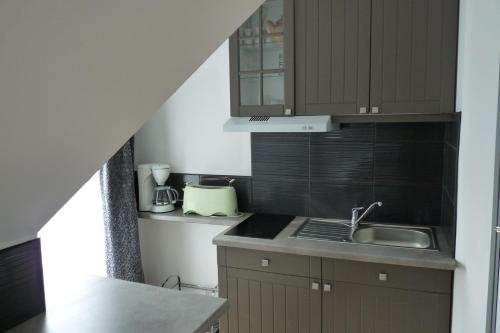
230 0 294 117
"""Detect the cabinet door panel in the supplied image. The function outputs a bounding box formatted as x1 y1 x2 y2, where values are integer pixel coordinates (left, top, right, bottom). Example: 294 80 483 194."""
370 0 458 114
224 268 320 333
261 282 274 333
249 281 262 333
218 266 229 333
228 275 239 333
237 279 251 333
230 0 294 117
323 281 451 333
295 0 371 115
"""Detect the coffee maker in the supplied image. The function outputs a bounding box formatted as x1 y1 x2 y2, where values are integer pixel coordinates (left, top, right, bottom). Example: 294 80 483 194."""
151 165 179 213
137 163 178 213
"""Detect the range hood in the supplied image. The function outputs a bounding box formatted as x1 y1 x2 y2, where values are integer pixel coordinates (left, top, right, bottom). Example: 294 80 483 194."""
223 116 337 132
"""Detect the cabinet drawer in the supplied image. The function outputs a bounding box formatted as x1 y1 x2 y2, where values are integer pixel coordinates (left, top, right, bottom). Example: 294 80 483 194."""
323 258 452 294
226 247 310 277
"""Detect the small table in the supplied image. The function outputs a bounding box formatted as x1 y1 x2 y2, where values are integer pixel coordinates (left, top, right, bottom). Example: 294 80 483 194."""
8 275 227 333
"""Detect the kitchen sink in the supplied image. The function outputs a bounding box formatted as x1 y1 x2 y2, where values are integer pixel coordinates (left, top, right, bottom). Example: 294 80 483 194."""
352 225 436 249
291 218 438 250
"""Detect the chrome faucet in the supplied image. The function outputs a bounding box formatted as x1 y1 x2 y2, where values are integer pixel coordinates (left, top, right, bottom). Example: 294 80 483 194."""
351 201 383 230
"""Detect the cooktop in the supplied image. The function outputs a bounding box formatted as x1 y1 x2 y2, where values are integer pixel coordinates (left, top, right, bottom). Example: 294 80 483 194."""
225 213 295 239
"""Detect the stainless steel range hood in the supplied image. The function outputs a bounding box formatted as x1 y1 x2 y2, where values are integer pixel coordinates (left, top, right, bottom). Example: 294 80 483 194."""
223 116 337 132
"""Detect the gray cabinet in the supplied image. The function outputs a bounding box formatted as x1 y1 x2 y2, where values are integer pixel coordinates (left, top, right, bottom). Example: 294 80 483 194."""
294 0 458 117
295 0 371 116
231 0 459 118
322 258 452 333
324 281 451 333
369 0 459 115
218 247 321 333
218 247 452 333
222 267 321 333
230 0 295 117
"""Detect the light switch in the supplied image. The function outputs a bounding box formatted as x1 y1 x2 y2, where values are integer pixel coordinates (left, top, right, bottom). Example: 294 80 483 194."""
311 282 319 291
371 106 380 114
261 259 270 267
359 107 367 114
378 273 388 281
323 283 332 292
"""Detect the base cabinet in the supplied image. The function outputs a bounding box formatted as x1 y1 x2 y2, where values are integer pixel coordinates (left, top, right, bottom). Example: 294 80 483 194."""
220 267 321 333
217 247 452 333
323 281 450 333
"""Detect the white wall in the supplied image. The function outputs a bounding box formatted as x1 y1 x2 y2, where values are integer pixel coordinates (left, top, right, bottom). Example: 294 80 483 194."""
139 220 228 288
452 0 500 330
134 42 251 289
134 41 251 176
0 0 263 249
38 173 106 282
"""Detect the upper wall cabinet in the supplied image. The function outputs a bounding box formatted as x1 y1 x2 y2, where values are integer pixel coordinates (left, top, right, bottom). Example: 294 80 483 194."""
295 0 371 116
230 0 295 117
294 0 459 117
230 0 458 118
369 0 459 115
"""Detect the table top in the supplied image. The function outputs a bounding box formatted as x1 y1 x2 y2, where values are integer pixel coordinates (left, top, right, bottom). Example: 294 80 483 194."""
8 275 227 333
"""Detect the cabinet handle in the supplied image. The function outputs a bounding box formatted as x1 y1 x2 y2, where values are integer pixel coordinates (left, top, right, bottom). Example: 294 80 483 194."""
311 282 320 291
261 259 270 267
323 283 332 293
359 106 367 114
371 106 380 114
378 273 388 281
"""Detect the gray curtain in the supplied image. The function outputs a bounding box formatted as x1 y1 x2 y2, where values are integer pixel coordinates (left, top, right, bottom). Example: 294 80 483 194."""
99 138 144 283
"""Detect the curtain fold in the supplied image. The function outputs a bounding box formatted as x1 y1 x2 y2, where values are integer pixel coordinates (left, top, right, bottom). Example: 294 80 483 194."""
99 138 144 283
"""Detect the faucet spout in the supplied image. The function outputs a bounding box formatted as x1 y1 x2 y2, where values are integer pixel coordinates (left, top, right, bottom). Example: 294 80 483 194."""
351 201 383 230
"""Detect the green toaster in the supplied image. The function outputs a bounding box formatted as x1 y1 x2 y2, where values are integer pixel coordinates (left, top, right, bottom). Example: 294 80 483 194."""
182 184 239 217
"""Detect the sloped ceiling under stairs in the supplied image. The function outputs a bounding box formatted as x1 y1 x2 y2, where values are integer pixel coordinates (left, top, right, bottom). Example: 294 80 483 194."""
0 0 264 249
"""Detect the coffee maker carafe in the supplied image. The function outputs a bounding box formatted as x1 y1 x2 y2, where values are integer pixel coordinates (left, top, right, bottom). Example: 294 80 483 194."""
151 165 179 213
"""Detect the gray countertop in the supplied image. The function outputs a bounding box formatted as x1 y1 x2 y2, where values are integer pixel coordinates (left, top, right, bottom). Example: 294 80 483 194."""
213 216 456 270
139 208 252 227
8 275 228 333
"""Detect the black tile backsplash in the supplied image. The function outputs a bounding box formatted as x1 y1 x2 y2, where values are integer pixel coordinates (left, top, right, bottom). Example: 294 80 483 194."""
442 143 458 203
310 182 373 220
252 122 458 228
310 130 374 183
161 121 459 250
251 133 309 178
252 178 309 216
375 122 445 142
373 184 442 225
373 142 444 185
441 117 461 252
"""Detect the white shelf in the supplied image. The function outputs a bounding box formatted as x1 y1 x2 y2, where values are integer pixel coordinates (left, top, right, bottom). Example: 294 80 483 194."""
139 208 252 227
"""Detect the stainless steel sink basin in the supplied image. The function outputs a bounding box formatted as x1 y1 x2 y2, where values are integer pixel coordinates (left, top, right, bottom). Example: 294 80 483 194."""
352 225 436 249
291 218 438 250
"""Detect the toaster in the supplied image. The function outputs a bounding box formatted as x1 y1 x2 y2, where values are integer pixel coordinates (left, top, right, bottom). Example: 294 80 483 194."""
182 184 239 217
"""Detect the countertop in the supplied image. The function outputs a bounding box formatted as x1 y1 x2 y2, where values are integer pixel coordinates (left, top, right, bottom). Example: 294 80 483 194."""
139 208 252 227
213 216 456 270
7 275 228 333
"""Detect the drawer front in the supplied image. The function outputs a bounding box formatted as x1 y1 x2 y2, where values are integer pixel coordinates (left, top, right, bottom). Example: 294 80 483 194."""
323 258 452 294
226 247 310 277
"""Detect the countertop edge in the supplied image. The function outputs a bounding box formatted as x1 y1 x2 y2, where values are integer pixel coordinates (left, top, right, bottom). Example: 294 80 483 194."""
194 299 229 333
139 209 252 227
213 237 456 271
213 216 457 271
